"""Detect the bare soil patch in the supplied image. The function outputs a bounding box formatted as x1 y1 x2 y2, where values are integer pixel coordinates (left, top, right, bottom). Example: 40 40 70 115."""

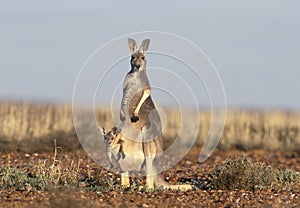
0 148 299 207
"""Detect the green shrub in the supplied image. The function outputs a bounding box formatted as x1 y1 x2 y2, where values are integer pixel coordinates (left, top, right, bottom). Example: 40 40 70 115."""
211 157 300 191
0 167 43 191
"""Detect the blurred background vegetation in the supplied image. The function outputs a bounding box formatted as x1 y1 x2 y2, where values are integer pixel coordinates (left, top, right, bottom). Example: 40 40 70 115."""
0 102 299 154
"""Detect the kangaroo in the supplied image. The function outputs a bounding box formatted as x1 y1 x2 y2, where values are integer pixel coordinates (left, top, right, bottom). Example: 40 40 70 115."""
105 38 192 191
101 126 192 191
101 127 125 168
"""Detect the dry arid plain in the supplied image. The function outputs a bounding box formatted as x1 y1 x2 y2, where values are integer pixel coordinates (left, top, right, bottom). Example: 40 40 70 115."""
0 102 299 207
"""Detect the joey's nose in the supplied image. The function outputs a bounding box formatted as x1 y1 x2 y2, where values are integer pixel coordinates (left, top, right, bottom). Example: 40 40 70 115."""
135 64 141 69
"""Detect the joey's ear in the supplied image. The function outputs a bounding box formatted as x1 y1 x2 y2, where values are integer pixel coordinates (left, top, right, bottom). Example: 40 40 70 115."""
127 38 137 54
140 39 150 53
111 126 121 134
111 127 121 135
115 127 121 134
98 126 106 135
111 127 118 134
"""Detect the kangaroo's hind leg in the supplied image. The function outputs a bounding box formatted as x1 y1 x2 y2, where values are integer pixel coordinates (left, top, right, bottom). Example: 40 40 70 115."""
145 155 155 190
141 126 157 190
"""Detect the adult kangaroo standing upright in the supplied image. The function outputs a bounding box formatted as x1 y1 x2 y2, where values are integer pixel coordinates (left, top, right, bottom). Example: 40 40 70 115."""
120 38 163 189
119 38 192 190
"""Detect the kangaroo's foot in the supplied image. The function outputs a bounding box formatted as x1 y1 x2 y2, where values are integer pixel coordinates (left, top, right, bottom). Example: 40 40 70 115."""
165 184 193 191
121 172 130 188
155 176 193 191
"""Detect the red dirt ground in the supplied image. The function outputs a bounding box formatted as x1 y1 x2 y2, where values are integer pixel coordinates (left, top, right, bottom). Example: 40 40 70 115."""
0 149 299 208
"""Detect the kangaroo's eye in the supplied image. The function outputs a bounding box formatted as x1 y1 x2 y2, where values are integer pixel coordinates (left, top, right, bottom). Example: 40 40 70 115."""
141 56 145 60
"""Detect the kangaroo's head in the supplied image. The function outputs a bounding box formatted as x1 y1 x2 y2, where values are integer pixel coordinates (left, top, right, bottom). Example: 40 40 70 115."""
128 38 150 71
100 126 122 146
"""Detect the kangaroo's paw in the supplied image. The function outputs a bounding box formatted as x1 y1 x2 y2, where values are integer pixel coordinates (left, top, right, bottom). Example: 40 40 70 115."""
130 116 139 122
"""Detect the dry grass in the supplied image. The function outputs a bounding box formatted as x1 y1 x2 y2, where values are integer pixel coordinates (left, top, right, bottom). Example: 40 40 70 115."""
0 140 113 193
221 110 300 151
0 102 73 140
0 140 79 192
0 102 79 152
0 102 299 152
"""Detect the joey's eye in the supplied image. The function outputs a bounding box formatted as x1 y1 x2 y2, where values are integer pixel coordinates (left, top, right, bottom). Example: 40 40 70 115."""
141 56 145 60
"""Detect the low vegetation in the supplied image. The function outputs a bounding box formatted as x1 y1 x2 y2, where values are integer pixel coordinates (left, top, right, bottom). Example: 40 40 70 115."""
0 144 299 207
0 141 112 193
1 145 299 193
211 157 300 191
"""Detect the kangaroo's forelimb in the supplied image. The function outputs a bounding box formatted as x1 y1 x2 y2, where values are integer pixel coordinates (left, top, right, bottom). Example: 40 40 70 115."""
131 88 151 122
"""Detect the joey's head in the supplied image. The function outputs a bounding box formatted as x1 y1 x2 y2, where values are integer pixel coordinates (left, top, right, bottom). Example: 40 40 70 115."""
100 126 122 146
128 38 150 71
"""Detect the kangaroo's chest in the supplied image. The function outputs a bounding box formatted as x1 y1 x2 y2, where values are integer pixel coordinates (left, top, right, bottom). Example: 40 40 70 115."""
121 71 156 119
122 71 150 101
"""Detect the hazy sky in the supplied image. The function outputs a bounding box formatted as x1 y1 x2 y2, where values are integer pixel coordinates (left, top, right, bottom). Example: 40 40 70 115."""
1 1 300 109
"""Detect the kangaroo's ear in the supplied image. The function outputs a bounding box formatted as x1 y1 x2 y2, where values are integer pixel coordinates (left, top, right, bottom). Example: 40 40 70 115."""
115 127 121 134
140 39 150 53
111 126 121 134
111 127 118 134
128 38 137 54
98 126 106 135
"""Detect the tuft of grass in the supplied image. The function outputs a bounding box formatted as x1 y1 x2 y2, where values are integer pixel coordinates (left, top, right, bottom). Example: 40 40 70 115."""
34 139 79 189
0 140 80 192
0 139 122 193
0 159 100 192
211 157 300 191
0 166 43 192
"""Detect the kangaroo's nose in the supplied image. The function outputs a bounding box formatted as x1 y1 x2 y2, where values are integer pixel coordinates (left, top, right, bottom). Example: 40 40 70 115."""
135 64 141 69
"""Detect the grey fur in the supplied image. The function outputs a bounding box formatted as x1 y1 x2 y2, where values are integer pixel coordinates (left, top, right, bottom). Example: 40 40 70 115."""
140 39 150 53
127 38 137 54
